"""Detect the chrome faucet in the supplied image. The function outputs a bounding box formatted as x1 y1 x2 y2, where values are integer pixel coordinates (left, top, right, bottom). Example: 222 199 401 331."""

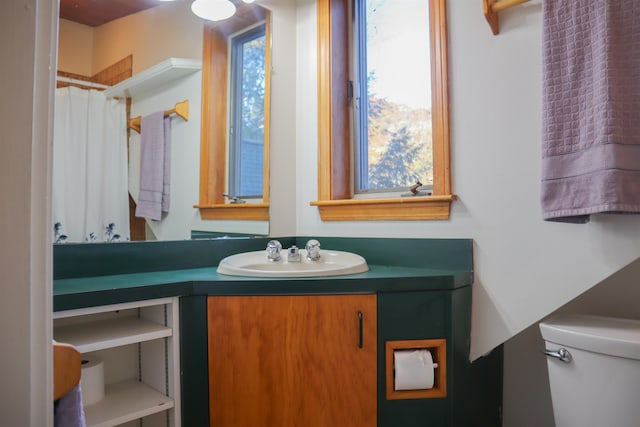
287 245 301 263
305 239 321 261
266 240 282 261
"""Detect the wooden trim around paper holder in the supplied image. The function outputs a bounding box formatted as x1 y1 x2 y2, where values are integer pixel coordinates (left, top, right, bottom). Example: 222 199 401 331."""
385 339 447 400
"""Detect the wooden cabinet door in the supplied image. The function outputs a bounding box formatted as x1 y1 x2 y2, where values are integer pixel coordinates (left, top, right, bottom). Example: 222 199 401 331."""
208 295 377 427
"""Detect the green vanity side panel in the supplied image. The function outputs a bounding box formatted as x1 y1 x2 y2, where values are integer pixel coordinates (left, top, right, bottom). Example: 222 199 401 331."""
180 296 210 426
450 286 503 426
378 290 450 426
378 288 502 427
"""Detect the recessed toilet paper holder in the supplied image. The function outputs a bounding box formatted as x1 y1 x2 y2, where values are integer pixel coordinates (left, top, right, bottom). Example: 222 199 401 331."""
385 338 447 400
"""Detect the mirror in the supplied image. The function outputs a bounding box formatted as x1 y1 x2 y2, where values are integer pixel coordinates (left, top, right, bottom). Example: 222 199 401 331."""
196 2 272 223
54 0 272 242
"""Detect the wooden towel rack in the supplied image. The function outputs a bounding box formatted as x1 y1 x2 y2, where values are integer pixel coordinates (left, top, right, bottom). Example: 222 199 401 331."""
483 0 530 35
53 342 82 400
128 99 189 133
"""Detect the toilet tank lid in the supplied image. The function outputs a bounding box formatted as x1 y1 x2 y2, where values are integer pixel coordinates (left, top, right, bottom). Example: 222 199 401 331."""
539 314 640 360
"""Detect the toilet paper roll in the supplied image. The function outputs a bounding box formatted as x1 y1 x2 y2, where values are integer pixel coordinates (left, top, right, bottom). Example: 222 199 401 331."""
394 349 435 391
80 357 105 405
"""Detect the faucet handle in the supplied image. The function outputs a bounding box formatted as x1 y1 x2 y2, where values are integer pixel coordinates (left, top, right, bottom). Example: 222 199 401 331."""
305 239 321 261
266 240 282 261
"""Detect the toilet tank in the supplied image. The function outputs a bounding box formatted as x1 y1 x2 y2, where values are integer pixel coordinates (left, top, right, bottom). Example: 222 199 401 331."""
540 314 640 427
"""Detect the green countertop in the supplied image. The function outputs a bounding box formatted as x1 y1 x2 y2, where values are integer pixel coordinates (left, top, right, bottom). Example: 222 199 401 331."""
54 264 473 311
53 237 474 311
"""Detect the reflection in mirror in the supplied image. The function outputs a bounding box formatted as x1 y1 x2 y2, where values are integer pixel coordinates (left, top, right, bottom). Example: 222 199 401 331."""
54 0 269 243
229 23 267 199
197 3 271 221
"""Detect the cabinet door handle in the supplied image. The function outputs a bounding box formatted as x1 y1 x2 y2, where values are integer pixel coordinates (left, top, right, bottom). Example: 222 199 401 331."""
358 311 363 349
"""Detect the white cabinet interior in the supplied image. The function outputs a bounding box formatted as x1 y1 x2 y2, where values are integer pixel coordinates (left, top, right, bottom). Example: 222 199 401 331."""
54 297 181 427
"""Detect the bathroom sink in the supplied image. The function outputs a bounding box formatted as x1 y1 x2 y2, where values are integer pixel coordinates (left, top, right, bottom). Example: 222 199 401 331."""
217 249 369 278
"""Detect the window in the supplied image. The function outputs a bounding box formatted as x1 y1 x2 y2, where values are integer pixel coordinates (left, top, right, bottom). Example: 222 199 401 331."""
353 0 433 194
313 0 452 221
197 4 271 221
229 25 266 199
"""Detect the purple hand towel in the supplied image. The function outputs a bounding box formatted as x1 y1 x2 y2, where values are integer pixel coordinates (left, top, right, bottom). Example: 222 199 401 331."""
541 0 640 223
54 384 86 427
135 112 172 220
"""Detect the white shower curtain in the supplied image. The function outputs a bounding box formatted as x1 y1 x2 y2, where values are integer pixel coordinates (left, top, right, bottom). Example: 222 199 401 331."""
53 86 130 243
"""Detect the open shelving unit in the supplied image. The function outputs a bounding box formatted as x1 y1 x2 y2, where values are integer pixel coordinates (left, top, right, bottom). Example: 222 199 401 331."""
54 298 181 427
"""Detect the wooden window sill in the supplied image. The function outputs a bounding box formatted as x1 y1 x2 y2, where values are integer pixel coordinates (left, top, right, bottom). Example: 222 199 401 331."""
196 203 269 221
310 196 454 221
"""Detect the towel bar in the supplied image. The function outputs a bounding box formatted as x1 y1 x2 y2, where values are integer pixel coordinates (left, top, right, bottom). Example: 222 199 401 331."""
129 99 189 133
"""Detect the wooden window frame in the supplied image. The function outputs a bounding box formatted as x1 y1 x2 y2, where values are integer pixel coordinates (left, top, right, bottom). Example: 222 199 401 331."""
312 0 453 221
196 5 271 221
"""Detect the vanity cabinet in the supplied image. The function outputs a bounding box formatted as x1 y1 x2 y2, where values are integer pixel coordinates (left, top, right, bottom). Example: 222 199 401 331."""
53 236 500 426
203 289 502 427
207 295 377 427
54 297 181 427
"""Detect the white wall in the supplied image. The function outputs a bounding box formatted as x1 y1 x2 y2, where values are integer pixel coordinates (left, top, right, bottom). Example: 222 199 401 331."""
128 72 204 240
57 19 93 75
263 0 298 237
58 2 202 77
285 0 640 362
1 0 55 425
92 2 203 75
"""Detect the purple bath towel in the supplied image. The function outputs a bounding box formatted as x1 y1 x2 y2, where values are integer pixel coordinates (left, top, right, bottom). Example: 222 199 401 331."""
135 112 172 221
541 0 640 223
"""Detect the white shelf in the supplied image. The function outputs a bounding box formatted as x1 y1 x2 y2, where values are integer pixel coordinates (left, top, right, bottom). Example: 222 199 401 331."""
84 380 174 427
54 298 180 426
104 57 201 98
54 316 172 353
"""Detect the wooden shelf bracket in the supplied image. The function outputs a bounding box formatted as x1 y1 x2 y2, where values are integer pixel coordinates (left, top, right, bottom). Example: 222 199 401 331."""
483 0 530 35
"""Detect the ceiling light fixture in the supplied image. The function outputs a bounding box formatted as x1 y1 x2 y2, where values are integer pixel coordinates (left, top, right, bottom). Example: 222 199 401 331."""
191 0 237 21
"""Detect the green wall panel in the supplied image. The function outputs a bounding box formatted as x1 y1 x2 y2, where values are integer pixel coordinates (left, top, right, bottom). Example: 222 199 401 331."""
180 296 210 426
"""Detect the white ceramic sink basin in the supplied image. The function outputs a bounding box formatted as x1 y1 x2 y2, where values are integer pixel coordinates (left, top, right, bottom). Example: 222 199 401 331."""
217 249 369 278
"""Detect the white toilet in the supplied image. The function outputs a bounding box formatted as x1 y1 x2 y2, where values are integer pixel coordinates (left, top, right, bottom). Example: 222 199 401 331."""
539 314 640 427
